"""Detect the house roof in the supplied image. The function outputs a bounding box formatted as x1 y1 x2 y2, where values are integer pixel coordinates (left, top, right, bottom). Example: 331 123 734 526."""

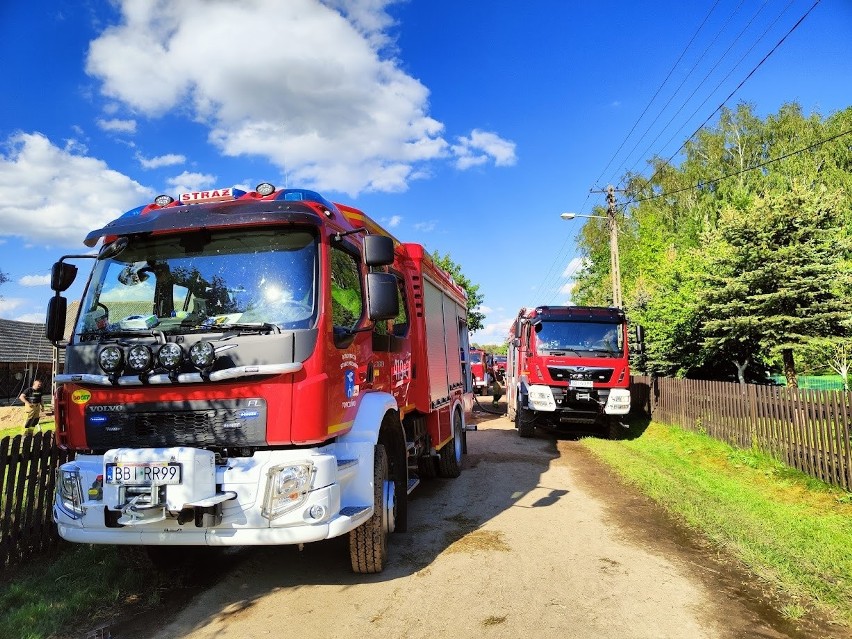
0 318 53 363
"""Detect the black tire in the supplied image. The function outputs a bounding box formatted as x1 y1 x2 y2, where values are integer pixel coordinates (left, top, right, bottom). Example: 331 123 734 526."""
436 410 463 478
607 416 624 440
517 401 535 438
350 444 393 573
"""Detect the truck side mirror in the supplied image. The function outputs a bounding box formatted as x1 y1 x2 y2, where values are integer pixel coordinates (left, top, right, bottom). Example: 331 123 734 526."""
363 235 395 267
51 262 78 292
512 338 520 347
366 272 399 320
45 296 68 343
634 324 645 354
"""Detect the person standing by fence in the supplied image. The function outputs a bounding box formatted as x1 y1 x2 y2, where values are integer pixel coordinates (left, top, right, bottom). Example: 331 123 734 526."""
19 379 44 432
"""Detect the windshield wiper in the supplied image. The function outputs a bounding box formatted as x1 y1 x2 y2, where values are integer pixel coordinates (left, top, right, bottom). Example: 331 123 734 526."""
78 329 156 341
540 349 583 357
587 347 619 356
204 322 282 334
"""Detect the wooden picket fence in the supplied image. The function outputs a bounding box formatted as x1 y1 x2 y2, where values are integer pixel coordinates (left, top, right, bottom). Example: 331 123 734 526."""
639 375 852 491
0 430 74 568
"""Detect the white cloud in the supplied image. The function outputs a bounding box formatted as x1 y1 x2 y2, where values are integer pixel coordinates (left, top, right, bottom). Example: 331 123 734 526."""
0 298 25 314
101 280 155 302
166 171 217 193
384 215 402 228
19 274 51 287
97 118 137 134
0 132 154 246
451 129 517 170
470 318 513 346
413 220 436 232
14 312 45 323
138 153 186 169
475 305 493 314
85 0 514 195
561 257 587 278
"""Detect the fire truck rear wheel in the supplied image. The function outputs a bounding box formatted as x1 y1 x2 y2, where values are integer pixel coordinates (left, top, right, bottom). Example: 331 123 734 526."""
349 444 392 574
437 410 463 478
517 403 535 438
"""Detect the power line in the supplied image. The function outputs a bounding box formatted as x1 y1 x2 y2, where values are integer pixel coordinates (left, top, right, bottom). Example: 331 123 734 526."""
623 126 852 207
644 0 797 176
621 0 791 182
637 0 822 191
592 0 723 189
535 2 731 303
609 0 750 186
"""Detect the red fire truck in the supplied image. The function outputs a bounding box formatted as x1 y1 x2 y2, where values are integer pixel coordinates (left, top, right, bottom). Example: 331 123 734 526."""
45 183 474 573
468 348 490 395
505 306 641 439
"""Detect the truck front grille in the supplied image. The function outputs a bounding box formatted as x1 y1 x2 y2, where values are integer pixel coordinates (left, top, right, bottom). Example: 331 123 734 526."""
85 399 267 449
547 367 614 383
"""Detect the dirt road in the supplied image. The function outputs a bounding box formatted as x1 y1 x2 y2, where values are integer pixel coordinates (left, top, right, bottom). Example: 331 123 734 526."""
124 408 843 639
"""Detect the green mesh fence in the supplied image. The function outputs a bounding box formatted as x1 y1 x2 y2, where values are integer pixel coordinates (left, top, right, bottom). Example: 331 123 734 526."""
771 375 849 391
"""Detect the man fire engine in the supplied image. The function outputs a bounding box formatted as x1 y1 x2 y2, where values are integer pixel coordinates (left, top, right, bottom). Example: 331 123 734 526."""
46 183 474 573
505 306 641 439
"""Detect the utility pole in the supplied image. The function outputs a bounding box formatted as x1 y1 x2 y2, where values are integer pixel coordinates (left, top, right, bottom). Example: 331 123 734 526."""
560 184 623 308
605 185 622 308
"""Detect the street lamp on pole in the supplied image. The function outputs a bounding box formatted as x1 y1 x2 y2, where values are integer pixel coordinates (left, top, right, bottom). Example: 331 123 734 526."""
561 185 622 308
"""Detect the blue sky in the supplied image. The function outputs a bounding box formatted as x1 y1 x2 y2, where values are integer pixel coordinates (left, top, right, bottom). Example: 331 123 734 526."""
1 0 850 344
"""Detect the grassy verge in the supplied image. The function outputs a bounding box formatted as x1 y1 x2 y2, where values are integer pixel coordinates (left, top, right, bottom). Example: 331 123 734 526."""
0 545 162 639
581 420 852 625
0 417 54 440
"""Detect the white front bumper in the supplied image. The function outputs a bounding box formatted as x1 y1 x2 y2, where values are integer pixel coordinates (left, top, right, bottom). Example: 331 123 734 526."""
54 444 374 546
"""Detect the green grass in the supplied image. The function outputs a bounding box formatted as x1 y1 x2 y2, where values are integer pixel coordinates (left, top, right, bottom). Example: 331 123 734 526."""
0 545 161 639
0 416 54 440
582 421 852 625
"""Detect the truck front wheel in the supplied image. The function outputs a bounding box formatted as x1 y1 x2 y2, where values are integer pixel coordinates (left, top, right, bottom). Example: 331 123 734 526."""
607 416 625 440
516 402 535 438
350 444 393 573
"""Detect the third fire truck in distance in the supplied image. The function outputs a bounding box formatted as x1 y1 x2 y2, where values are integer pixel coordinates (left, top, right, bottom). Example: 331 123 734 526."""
45 183 474 574
505 305 642 439
468 348 490 395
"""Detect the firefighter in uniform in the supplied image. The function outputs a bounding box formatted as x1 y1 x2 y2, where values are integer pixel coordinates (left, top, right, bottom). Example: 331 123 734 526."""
19 379 44 431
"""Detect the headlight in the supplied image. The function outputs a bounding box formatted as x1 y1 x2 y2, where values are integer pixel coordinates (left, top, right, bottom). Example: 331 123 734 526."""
56 465 85 518
158 343 183 370
261 463 314 520
527 385 557 411
126 344 153 373
189 341 216 369
98 346 124 373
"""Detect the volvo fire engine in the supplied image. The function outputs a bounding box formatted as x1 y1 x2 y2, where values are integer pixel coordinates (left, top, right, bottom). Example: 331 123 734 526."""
46 183 474 573
505 306 641 439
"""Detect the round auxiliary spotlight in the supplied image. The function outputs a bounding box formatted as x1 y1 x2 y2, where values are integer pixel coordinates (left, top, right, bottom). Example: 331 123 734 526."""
189 341 216 369
126 344 153 373
158 342 183 370
255 182 276 197
98 345 124 374
154 194 175 207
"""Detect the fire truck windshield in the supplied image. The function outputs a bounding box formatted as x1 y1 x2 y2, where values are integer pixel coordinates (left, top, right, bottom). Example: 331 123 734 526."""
74 229 318 339
534 320 623 356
